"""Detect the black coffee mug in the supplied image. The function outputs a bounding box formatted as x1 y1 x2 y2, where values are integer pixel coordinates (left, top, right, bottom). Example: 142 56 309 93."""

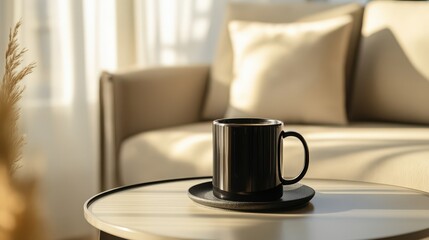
212 118 309 202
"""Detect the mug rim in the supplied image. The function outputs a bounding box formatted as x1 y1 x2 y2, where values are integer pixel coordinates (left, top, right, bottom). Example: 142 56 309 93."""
213 118 283 127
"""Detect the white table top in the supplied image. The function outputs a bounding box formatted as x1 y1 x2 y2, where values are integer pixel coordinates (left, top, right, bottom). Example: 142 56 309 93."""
84 177 429 240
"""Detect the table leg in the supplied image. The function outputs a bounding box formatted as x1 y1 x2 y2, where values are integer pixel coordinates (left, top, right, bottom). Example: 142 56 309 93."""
99 231 126 240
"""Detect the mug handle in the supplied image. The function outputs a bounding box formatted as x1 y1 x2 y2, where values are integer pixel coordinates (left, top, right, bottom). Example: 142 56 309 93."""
277 131 309 185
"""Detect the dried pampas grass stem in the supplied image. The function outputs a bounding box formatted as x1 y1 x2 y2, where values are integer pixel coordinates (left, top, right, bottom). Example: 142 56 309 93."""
0 21 36 173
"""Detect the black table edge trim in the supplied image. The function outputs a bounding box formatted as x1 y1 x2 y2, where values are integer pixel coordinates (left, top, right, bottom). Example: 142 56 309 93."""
85 176 212 208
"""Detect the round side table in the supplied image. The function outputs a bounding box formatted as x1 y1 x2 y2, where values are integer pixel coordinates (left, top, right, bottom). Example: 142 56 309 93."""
84 177 429 240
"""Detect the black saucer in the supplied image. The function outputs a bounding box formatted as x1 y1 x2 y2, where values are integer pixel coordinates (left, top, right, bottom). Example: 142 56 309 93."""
188 181 315 212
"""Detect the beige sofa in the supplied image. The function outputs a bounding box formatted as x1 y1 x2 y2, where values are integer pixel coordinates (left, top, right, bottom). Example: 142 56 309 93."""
100 1 429 193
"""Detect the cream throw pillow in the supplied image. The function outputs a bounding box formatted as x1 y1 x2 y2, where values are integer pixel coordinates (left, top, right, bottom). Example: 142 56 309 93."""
225 16 352 124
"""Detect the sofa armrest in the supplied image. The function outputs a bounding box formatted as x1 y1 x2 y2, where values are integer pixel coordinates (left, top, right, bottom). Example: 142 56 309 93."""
100 65 210 189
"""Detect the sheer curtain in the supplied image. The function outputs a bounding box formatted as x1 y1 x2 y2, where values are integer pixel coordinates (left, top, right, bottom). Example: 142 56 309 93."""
134 0 226 66
0 0 228 238
0 0 132 238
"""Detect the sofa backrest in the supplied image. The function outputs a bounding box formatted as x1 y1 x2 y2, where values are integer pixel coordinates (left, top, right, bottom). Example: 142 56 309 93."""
350 1 429 124
202 2 364 120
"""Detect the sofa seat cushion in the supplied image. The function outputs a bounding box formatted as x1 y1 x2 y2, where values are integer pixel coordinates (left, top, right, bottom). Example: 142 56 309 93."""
120 122 213 186
120 122 429 193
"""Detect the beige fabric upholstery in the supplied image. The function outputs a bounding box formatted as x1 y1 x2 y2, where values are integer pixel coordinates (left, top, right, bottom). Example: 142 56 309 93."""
121 122 429 193
100 65 209 189
351 1 429 124
226 17 352 124
203 2 364 119
120 122 213 185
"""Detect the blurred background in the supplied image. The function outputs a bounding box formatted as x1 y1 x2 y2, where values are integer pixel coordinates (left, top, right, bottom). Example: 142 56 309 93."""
0 0 365 239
